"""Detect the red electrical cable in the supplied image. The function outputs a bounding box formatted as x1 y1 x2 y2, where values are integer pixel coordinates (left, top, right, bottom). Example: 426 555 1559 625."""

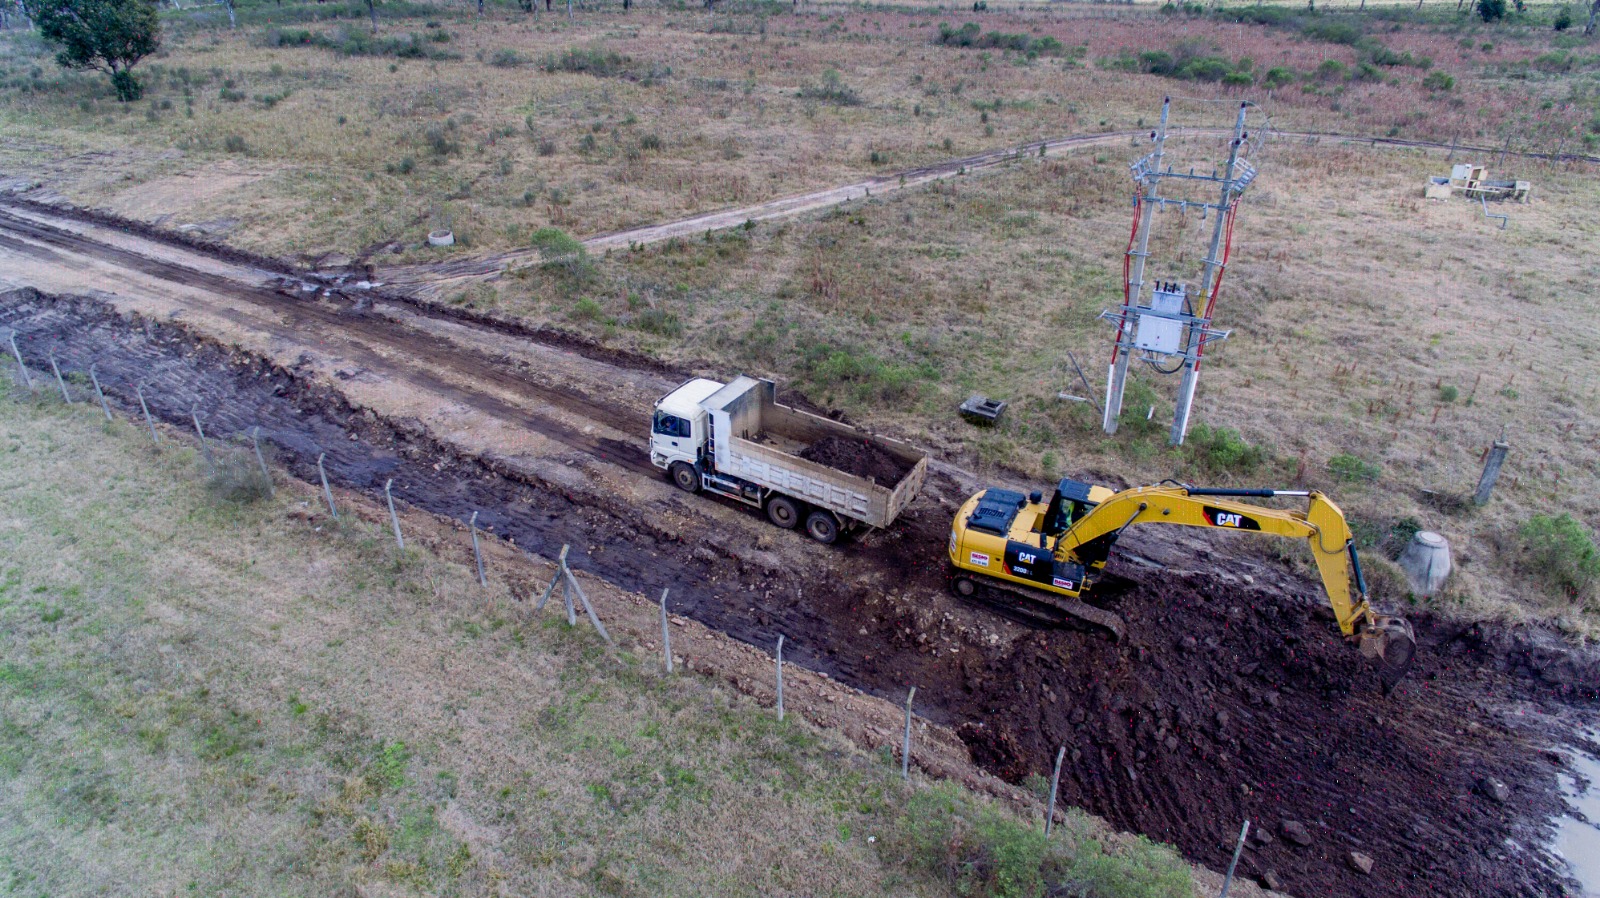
1194 197 1241 369
1111 193 1143 365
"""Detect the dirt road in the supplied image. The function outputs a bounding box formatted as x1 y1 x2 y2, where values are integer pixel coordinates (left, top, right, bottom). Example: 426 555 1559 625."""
2 197 1596 897
372 127 1600 301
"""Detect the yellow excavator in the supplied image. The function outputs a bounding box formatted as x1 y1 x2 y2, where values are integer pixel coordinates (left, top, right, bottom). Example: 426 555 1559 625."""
948 479 1419 688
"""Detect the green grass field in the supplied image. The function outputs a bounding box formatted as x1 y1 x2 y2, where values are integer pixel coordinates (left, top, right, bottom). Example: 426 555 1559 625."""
0 381 1193 897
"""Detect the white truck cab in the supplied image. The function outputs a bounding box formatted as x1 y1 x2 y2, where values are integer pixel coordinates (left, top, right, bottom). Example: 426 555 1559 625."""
650 377 723 473
648 375 928 544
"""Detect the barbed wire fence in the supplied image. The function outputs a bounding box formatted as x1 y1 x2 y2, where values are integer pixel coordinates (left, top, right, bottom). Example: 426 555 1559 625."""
0 325 1086 805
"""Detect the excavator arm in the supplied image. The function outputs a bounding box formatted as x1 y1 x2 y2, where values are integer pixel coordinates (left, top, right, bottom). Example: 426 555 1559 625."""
1055 484 1417 688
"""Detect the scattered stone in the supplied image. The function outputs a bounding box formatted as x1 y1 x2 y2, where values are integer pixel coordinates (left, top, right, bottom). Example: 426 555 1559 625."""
1250 827 1274 847
1280 820 1313 847
1347 851 1374 875
1259 870 1281 891
1477 776 1510 803
1215 710 1231 728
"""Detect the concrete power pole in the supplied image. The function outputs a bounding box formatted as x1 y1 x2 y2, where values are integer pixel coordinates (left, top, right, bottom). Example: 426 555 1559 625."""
1102 98 1170 435
1171 104 1249 445
1099 101 1256 445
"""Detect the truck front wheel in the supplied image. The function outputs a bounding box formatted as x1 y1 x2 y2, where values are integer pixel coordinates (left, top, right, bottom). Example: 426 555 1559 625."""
804 510 840 545
765 495 801 530
669 462 701 494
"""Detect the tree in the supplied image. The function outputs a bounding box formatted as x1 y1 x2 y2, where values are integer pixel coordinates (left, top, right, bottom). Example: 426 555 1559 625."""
22 0 159 101
1586 0 1599 34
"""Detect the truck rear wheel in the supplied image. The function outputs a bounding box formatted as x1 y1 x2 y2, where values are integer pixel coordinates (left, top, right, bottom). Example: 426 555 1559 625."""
765 495 800 530
804 510 840 545
669 462 700 494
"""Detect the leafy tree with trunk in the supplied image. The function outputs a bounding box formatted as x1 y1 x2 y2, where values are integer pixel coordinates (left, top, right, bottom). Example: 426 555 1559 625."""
23 0 159 101
1587 0 1599 34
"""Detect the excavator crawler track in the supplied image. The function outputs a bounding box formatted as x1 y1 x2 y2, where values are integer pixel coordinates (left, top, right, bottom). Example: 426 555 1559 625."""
951 569 1126 640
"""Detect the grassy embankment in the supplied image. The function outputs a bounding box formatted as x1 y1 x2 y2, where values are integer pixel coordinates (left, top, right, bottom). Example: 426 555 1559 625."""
0 380 1194 896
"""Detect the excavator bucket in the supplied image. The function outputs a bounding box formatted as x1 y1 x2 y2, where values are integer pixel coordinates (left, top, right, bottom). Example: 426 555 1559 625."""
1358 616 1418 693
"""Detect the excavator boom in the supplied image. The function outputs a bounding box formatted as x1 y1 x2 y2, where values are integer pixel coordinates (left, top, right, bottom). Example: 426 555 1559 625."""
949 481 1417 690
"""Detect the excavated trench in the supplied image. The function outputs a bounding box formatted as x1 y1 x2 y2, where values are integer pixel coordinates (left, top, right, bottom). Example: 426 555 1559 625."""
4 288 1597 898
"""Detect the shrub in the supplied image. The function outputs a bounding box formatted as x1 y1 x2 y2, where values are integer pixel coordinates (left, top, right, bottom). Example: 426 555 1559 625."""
800 344 925 406
1262 66 1296 88
530 227 594 284
1328 453 1381 483
204 449 273 504
1438 385 1459 403
798 68 861 105
1554 5 1573 29
1518 514 1600 599
1303 19 1364 45
489 48 524 67
424 125 459 156
882 784 1051 898
1478 0 1506 21
632 308 683 337
1222 70 1254 87
639 132 662 151
223 134 249 154
1423 70 1455 91
1315 59 1349 82
543 47 637 78
1185 424 1268 476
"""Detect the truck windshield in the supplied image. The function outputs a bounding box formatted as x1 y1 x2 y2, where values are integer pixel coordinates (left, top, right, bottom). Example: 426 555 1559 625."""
652 411 691 438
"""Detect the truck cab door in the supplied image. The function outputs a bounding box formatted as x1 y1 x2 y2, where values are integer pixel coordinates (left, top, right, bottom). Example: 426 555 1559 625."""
651 411 697 465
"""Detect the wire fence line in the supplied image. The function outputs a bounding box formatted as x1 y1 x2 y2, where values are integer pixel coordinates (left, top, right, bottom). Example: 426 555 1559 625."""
0 327 1084 803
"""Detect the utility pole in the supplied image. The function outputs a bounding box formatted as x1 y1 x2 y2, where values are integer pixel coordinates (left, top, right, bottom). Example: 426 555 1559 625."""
1171 103 1248 445
1099 100 1256 445
1103 98 1169 435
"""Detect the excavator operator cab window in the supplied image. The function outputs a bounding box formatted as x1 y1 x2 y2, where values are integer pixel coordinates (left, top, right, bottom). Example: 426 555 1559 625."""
1044 479 1098 538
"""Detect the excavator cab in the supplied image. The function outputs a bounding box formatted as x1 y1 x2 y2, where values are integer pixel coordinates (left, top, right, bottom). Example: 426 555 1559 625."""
1041 479 1096 539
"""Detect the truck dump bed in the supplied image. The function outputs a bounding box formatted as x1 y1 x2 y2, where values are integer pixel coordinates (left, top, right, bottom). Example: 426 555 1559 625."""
703 377 928 529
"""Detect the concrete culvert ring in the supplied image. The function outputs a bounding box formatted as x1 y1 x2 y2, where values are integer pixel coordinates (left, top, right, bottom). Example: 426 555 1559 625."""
427 230 455 247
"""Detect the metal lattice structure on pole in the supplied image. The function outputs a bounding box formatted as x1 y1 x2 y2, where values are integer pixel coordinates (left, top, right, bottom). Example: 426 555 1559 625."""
1100 99 1258 445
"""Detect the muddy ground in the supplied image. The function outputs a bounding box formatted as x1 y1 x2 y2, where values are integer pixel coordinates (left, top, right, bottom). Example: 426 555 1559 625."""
5 286 1595 898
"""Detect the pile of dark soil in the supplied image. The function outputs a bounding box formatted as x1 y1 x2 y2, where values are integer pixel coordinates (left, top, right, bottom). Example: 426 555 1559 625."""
800 435 912 484
948 569 1598 898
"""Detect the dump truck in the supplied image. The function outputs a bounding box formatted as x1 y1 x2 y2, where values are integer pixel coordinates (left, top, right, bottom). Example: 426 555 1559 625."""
650 376 928 543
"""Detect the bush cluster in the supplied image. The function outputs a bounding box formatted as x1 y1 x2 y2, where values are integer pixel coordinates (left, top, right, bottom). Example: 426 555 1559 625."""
880 784 1192 898
935 22 1068 57
264 25 459 60
1518 513 1599 600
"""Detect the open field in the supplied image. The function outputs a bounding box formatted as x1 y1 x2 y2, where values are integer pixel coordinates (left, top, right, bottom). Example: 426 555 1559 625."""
0 0 1596 257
